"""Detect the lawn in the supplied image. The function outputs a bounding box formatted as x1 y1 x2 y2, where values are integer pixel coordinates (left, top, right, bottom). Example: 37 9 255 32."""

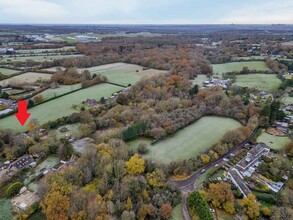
0 199 13 220
0 67 21 75
0 54 83 64
282 95 293 105
0 83 121 131
33 84 82 101
53 123 82 140
171 203 184 220
191 74 208 86
257 131 291 150
84 62 167 86
24 155 60 185
128 116 242 164
233 74 281 92
212 61 270 76
0 72 52 87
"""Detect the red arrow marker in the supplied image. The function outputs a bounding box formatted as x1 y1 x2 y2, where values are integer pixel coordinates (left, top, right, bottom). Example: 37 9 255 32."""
15 100 31 126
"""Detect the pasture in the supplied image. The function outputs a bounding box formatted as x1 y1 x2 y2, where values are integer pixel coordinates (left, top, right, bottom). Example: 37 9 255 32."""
257 131 291 150
0 54 83 64
0 83 121 131
128 116 242 164
191 74 208 85
84 62 168 86
233 74 281 92
17 46 76 54
0 72 52 87
282 95 293 105
0 199 12 220
0 67 21 75
33 84 82 101
212 61 270 76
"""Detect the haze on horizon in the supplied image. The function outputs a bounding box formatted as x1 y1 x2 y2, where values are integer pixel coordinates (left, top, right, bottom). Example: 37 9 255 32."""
0 0 292 25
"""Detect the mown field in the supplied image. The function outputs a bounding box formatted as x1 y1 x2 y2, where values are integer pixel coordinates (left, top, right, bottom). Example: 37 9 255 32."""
0 199 12 220
128 116 242 163
257 131 291 150
233 74 282 92
84 63 168 86
0 72 52 87
0 67 21 75
212 61 270 76
0 54 83 64
33 84 82 101
282 95 293 105
0 83 121 131
171 204 184 220
17 46 76 54
191 74 208 85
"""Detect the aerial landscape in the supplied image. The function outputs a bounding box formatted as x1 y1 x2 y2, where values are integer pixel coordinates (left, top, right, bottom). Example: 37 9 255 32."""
0 1 292 220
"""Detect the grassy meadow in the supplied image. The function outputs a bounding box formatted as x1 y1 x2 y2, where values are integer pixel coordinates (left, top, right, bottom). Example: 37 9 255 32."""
257 131 291 150
128 116 242 163
84 63 168 86
0 72 52 87
0 83 121 131
33 84 82 101
0 67 21 75
191 74 209 85
233 74 282 92
0 54 83 64
212 61 270 76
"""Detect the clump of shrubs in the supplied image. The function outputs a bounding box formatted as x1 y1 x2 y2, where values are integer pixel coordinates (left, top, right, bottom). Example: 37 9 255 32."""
138 142 149 155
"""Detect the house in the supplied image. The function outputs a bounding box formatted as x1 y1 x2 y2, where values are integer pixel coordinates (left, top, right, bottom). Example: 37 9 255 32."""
9 155 34 171
59 126 69 133
236 143 270 175
85 99 97 106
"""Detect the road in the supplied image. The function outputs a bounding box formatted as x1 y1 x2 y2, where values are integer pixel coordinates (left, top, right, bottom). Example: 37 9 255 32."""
171 128 259 190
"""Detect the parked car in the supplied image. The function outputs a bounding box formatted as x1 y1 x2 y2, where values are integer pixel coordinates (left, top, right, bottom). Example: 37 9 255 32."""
200 169 206 174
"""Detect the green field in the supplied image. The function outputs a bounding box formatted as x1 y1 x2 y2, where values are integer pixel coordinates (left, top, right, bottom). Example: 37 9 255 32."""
0 199 12 220
171 204 184 220
0 68 21 75
84 63 167 86
233 74 281 92
33 84 82 101
17 46 76 54
212 61 270 76
282 95 293 105
0 83 121 131
257 131 291 150
0 72 52 87
191 74 209 85
0 54 83 64
128 116 242 163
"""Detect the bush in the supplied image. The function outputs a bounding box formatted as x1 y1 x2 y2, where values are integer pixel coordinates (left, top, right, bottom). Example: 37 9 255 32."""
137 143 149 155
6 182 23 197
253 192 277 204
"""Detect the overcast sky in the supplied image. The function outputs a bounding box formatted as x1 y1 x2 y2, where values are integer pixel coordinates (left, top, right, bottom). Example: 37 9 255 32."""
0 0 292 24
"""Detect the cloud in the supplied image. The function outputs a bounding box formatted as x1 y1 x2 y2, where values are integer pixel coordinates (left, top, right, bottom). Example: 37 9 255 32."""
218 0 293 24
0 0 67 22
0 0 181 23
